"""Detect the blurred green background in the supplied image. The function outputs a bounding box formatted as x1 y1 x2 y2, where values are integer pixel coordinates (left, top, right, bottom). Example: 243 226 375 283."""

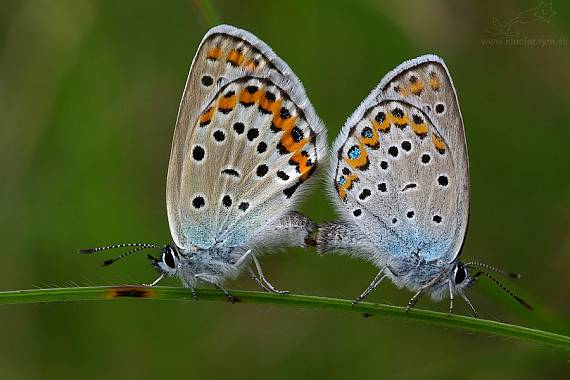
1 0 569 378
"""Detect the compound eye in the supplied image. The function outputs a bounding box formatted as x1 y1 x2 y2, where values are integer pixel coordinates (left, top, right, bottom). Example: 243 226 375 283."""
162 248 176 269
454 264 466 284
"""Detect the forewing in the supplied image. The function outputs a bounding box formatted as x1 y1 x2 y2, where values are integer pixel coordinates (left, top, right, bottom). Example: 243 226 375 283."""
331 99 459 263
378 55 469 261
167 25 325 249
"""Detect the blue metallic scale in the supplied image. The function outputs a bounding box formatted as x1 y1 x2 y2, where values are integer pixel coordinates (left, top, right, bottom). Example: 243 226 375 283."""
347 146 361 160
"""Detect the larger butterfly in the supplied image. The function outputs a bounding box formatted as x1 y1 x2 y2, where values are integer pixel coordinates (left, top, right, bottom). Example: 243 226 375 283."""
81 25 326 299
317 55 531 315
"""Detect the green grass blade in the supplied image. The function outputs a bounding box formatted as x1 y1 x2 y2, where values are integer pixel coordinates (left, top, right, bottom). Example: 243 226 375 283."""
0 286 568 349
192 0 221 27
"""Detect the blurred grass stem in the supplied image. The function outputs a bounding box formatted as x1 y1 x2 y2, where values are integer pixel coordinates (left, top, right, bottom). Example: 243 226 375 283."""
0 286 568 350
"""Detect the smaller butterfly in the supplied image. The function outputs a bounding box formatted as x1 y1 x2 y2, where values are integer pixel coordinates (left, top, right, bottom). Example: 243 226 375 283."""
80 25 326 300
316 55 532 316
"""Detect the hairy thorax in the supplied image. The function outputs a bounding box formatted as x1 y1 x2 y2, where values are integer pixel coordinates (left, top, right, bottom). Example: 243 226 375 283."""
385 255 453 301
176 247 243 288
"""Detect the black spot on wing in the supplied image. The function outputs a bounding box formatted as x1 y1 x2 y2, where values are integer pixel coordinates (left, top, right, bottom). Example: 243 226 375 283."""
247 128 259 141
233 122 245 134
201 75 213 86
192 196 205 209
256 164 268 177
257 142 267 154
192 146 205 161
359 189 371 200
213 130 225 142
283 181 301 198
221 168 240 177
277 171 289 181
402 183 417 192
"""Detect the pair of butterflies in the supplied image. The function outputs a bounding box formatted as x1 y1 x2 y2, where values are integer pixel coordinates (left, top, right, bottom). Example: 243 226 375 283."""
82 25 531 316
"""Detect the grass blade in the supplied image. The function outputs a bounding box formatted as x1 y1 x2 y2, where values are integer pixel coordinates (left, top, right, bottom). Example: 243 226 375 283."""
0 286 568 350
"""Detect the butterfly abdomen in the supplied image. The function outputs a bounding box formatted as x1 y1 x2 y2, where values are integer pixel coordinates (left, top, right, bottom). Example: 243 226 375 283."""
316 221 380 261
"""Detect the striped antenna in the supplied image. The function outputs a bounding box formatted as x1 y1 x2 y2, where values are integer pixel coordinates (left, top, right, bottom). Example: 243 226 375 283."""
467 266 533 311
78 243 160 254
101 246 157 267
465 261 521 279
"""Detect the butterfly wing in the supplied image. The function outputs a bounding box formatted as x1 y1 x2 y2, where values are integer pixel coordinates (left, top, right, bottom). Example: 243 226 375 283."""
378 55 469 262
329 94 463 264
167 25 325 250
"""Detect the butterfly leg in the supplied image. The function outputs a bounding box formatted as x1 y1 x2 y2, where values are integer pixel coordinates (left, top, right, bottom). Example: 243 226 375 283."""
213 284 238 303
191 287 198 300
143 274 164 287
406 289 425 312
235 249 265 290
247 266 272 293
194 273 238 303
459 291 480 318
352 271 386 306
251 254 288 295
234 249 253 268
447 280 455 316
406 272 446 312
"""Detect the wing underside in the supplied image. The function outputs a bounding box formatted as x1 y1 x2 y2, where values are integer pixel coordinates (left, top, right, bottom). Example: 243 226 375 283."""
332 98 459 262
329 55 468 263
167 25 325 250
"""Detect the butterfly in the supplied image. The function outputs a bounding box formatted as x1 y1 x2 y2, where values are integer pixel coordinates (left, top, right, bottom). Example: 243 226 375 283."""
80 25 326 300
316 55 532 316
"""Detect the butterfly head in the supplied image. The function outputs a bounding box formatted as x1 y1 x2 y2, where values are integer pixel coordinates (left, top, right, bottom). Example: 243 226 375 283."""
147 245 237 288
452 261 477 291
147 244 181 277
424 261 477 301
79 242 185 280
79 241 242 288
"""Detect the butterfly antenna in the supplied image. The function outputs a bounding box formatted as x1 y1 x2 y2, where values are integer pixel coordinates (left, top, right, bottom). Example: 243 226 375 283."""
100 246 156 267
465 261 521 279
78 243 160 254
78 243 161 266
468 267 533 310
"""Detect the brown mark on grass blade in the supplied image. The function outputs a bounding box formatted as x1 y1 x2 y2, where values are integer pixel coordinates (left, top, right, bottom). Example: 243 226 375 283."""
106 286 156 299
